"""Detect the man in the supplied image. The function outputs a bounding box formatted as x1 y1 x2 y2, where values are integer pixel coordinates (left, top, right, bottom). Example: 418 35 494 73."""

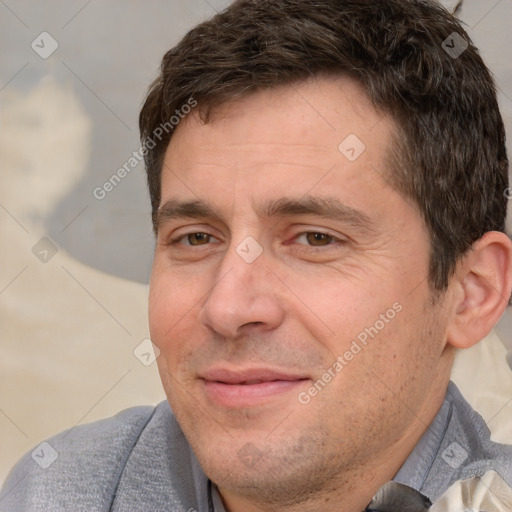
2 0 512 510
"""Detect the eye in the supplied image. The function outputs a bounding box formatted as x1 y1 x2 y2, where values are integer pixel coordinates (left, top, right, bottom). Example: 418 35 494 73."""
173 232 219 246
295 232 339 247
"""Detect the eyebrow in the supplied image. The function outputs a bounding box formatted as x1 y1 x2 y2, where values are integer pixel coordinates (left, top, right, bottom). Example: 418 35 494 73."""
155 196 374 233
261 196 374 232
154 199 222 230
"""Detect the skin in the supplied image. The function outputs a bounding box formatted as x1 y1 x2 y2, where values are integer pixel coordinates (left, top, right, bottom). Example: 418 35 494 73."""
148 75 512 512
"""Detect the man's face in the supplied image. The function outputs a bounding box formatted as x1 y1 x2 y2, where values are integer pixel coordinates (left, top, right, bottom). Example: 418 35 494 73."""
149 76 452 505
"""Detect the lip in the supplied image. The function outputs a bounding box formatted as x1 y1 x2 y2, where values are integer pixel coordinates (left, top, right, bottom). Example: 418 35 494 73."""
200 367 309 407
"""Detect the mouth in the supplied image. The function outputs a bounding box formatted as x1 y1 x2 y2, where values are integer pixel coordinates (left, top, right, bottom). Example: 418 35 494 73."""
200 368 310 407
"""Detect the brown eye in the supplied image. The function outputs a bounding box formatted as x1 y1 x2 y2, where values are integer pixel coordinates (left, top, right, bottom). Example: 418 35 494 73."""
305 232 335 246
187 232 210 245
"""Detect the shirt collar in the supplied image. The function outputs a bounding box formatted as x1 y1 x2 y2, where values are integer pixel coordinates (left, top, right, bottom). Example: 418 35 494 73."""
393 383 453 491
211 483 227 512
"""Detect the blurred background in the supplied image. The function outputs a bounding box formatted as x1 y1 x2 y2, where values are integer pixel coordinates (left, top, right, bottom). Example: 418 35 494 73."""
1 0 512 485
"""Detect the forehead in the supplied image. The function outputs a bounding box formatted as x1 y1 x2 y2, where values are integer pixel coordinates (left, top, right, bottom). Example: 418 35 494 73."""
169 75 391 153
160 75 397 213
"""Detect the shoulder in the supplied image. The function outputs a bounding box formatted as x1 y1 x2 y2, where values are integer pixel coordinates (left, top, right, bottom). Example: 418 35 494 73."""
0 403 166 511
424 382 512 500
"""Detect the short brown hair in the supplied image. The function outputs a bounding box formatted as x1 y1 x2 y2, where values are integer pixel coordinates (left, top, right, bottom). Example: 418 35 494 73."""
139 0 509 291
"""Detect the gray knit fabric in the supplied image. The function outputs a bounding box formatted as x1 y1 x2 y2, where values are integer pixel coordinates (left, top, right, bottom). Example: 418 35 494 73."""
1 382 511 511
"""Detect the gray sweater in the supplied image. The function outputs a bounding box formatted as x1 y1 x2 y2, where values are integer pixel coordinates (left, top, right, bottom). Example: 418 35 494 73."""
1 382 511 511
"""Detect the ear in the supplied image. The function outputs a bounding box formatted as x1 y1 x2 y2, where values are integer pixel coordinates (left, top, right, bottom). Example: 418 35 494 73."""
446 231 512 349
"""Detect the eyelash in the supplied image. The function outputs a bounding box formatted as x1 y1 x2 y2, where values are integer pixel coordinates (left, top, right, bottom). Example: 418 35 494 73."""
293 232 340 247
170 232 220 246
169 230 344 248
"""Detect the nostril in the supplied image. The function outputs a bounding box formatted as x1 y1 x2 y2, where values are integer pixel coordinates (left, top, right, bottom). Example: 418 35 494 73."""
242 321 264 328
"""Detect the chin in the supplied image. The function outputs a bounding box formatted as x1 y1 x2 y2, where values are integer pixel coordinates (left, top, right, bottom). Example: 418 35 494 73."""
189 428 349 508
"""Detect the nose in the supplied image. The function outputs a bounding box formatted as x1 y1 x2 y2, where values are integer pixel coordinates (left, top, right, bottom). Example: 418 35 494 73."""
199 243 285 339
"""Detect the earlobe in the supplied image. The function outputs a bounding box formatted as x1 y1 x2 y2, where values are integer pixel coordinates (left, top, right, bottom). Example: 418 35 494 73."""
446 231 512 350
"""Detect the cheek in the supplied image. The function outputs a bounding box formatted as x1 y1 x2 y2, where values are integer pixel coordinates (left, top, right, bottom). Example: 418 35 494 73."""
360 299 443 393
150 280 203 407
288 271 397 341
148 269 201 354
